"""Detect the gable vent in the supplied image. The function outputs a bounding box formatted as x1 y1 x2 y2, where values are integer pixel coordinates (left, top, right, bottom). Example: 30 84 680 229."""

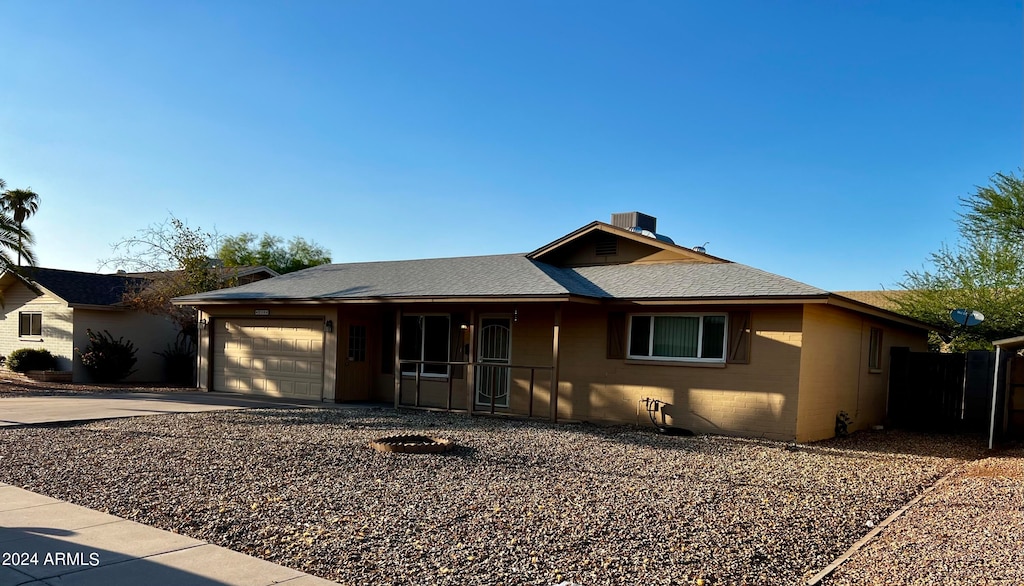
595 236 618 256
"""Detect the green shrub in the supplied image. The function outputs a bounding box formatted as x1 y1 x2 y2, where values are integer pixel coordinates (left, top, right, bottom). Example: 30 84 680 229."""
7 348 58 372
78 329 138 383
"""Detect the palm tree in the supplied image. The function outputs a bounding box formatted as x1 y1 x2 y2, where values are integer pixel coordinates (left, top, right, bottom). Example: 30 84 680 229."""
0 188 39 267
0 213 34 273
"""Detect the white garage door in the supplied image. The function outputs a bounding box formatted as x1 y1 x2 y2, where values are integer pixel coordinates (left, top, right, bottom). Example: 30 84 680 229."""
213 318 324 400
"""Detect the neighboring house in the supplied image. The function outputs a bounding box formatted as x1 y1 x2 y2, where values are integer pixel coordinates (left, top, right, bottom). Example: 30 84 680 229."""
174 213 930 442
0 266 279 383
123 265 280 287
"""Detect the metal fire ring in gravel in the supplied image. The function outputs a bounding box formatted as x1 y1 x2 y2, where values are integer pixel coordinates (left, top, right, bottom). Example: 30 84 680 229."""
369 435 454 454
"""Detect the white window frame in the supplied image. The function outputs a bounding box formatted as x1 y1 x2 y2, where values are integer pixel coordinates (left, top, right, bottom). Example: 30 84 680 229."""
400 313 451 378
626 313 728 363
18 311 42 339
868 327 883 372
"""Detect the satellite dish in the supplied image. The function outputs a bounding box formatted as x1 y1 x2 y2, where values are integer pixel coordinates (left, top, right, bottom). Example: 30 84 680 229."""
950 308 984 327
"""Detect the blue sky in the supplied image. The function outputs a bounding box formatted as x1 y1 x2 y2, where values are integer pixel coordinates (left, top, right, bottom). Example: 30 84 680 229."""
1 0 1021 291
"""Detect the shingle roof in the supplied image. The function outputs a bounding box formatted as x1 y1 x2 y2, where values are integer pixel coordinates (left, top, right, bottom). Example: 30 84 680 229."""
569 263 827 299
175 255 572 301
174 254 827 303
17 267 144 307
833 290 911 311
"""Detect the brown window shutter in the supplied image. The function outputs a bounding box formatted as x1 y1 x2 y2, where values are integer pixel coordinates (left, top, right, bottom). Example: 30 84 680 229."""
607 312 626 359
727 311 751 364
449 313 466 379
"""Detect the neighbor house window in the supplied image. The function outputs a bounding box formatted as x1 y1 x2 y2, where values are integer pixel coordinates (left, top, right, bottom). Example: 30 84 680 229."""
18 312 42 338
868 327 883 372
399 314 450 376
627 314 726 362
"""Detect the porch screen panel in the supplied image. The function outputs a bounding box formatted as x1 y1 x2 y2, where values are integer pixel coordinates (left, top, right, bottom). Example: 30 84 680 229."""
449 312 466 379
701 315 726 359
421 315 450 375
653 316 699 358
381 313 395 374
399 316 421 374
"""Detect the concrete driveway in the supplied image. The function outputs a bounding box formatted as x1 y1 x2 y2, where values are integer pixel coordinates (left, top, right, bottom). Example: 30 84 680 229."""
0 392 289 427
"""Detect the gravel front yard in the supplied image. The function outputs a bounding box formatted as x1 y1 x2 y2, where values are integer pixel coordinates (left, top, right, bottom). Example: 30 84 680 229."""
825 449 1024 585
0 374 192 398
0 405 994 585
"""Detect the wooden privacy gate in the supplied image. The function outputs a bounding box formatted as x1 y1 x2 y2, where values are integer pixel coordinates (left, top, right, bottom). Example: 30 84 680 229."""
888 348 995 432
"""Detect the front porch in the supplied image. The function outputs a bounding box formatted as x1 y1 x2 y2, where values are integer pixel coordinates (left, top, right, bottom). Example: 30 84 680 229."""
337 302 564 421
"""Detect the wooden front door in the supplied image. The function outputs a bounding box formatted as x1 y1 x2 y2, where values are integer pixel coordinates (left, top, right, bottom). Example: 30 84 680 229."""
336 319 372 402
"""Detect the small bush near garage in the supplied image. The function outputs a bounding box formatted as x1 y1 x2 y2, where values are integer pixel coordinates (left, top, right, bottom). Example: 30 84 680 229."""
78 329 138 382
156 337 195 386
6 348 58 372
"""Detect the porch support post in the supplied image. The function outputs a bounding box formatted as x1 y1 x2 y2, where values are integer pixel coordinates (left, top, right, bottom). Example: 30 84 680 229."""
393 308 402 409
466 308 476 415
197 310 211 390
989 345 1002 450
550 303 562 423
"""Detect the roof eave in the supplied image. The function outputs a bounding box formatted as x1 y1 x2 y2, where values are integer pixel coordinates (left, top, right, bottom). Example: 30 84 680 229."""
616 295 830 306
67 303 129 311
173 293 580 306
826 294 938 332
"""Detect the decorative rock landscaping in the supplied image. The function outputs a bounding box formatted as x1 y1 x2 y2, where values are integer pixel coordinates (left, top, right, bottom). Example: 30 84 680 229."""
0 405 997 585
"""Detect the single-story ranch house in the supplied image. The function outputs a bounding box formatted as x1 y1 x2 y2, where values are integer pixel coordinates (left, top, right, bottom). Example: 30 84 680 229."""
0 266 278 383
0 267 177 382
174 213 930 441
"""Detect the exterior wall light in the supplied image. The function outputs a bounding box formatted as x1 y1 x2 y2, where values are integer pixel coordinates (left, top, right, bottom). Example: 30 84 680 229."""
199 319 208 330
325 320 334 333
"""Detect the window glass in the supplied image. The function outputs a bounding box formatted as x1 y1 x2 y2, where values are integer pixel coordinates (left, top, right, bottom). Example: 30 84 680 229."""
19 313 41 337
398 315 450 376
702 315 726 359
653 316 699 357
628 314 726 361
629 315 651 357
869 328 883 370
348 325 367 362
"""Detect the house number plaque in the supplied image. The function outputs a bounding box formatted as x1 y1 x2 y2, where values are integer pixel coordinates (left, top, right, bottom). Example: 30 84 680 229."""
254 309 270 316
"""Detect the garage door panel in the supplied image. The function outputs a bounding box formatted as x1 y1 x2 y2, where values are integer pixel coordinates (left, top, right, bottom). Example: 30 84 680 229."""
213 319 325 400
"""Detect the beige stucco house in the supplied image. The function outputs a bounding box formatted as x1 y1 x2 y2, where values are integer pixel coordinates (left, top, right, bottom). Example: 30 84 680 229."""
174 213 930 442
0 266 279 383
0 268 179 382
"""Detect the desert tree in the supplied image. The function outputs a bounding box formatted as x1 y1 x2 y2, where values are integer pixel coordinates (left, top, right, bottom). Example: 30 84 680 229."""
895 170 1024 350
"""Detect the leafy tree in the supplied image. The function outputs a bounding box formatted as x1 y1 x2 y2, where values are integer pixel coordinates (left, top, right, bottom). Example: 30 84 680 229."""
105 216 231 346
895 171 1024 350
0 187 39 266
217 232 331 274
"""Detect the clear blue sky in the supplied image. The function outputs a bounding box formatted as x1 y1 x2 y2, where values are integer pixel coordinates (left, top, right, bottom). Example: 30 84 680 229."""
1 1 1021 291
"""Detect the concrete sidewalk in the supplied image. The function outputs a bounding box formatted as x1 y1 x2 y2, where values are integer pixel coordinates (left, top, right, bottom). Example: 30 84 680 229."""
0 392 287 427
0 483 337 586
